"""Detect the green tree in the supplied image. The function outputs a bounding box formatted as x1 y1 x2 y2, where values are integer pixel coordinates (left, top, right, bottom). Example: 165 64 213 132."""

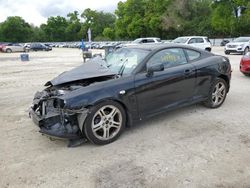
81 8 116 40
103 27 115 40
30 26 47 42
143 0 171 38
211 3 235 36
42 16 69 42
211 0 250 37
185 0 213 37
65 11 82 41
114 0 146 39
0 16 32 42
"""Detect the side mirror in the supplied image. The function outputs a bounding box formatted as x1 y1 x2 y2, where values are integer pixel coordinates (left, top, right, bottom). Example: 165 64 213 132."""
147 63 164 77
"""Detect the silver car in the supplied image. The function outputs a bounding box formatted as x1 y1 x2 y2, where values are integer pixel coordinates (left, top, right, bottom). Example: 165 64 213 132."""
124 37 162 47
2 43 28 53
224 37 250 55
172 36 212 52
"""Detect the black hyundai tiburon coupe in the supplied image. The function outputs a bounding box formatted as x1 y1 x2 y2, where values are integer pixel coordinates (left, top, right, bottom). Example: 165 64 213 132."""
29 44 231 146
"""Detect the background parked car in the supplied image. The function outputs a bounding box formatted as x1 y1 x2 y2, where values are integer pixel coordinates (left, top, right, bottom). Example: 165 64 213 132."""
172 36 212 52
0 43 12 52
124 37 162 47
220 39 230 46
2 43 28 53
224 37 250 55
240 52 250 76
30 43 52 51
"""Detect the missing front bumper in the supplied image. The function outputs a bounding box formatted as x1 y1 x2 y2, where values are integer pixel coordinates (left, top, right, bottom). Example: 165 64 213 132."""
29 107 88 140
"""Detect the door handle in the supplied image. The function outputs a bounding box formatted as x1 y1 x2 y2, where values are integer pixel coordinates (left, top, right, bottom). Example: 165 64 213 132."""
184 69 192 75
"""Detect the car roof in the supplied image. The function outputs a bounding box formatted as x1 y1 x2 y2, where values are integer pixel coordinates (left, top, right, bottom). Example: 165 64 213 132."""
237 36 250 38
135 37 161 40
235 36 250 39
125 43 209 52
177 36 208 38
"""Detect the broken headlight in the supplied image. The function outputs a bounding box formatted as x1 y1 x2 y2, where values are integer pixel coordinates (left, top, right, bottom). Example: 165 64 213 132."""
53 98 66 108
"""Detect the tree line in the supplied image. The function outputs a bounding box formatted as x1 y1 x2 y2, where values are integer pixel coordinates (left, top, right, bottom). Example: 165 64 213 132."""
0 0 250 43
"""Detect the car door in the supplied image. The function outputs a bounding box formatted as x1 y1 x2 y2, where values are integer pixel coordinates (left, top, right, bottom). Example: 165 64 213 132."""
134 48 196 118
31 44 36 51
11 44 18 52
16 44 24 52
38 44 44 50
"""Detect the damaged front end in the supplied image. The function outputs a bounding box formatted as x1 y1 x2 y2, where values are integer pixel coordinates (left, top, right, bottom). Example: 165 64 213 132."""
29 85 89 146
29 60 117 146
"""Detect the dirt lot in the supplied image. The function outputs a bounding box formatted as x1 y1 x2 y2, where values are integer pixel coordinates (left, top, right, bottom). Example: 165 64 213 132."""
0 47 250 188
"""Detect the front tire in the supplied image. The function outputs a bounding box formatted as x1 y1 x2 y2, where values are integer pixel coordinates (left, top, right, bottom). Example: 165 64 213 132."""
84 101 126 145
204 78 228 108
6 49 12 53
225 51 230 55
243 47 249 55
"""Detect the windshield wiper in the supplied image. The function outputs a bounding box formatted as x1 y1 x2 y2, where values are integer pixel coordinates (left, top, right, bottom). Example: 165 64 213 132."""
118 58 128 76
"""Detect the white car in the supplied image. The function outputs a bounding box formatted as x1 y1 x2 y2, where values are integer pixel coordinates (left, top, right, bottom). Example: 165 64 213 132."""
2 43 28 53
125 37 162 46
172 36 212 52
224 37 250 55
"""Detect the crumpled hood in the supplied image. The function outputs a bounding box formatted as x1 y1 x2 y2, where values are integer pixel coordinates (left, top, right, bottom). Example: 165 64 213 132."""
46 57 117 86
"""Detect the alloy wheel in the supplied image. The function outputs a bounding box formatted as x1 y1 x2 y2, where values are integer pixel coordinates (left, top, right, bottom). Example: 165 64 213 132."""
212 82 226 106
91 105 122 141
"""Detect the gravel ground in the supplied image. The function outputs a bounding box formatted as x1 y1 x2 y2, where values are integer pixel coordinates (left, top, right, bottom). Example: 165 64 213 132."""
0 47 249 188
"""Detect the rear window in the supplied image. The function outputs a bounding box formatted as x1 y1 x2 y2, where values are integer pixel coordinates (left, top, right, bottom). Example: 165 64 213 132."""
185 49 201 61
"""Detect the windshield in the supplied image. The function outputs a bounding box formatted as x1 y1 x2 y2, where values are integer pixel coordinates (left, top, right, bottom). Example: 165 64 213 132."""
132 39 142 44
234 37 250 42
105 48 149 75
172 37 189 44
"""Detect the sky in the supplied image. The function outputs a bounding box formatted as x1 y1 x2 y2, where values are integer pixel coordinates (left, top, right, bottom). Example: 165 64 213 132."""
0 0 124 26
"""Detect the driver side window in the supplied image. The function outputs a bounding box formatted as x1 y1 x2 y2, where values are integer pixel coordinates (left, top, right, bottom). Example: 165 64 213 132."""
147 48 188 69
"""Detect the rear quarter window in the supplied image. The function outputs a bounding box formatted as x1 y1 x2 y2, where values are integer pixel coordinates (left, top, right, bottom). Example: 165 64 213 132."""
205 38 211 43
147 39 155 43
185 49 201 61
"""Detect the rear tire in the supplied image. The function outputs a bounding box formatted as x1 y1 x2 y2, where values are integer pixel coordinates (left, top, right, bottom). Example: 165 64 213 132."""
243 73 250 77
84 100 126 145
203 78 228 108
225 51 230 55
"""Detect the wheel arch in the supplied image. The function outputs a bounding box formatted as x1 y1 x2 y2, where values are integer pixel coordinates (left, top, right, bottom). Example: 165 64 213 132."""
86 98 133 128
205 47 211 52
217 74 230 92
6 48 12 52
